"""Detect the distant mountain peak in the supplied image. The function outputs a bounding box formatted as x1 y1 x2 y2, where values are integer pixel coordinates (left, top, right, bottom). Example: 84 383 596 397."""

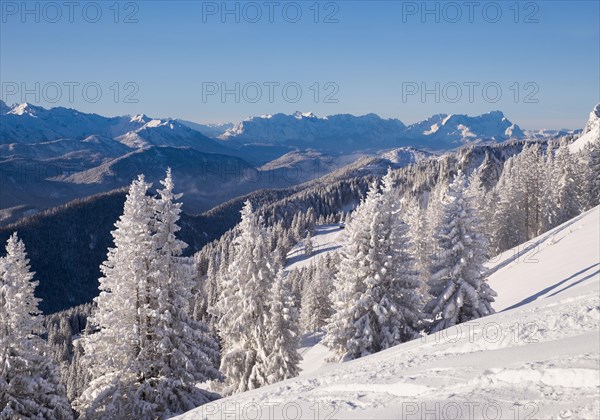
583 103 600 135
293 111 317 119
8 102 38 116
130 114 151 124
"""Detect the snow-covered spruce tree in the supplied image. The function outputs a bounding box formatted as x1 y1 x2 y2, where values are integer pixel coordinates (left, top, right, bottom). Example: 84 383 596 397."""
78 172 220 418
583 135 600 208
466 169 492 239
304 232 314 256
539 142 559 232
424 178 448 243
377 170 425 346
490 158 527 254
0 233 73 419
193 245 222 330
138 168 222 416
323 181 381 360
263 270 301 384
324 169 424 361
424 171 497 333
508 144 545 239
66 342 90 403
214 200 277 395
300 258 333 334
77 175 156 419
553 143 584 226
404 197 431 282
287 268 304 308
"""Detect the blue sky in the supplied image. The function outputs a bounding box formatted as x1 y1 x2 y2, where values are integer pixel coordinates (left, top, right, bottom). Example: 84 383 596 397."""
1 0 599 129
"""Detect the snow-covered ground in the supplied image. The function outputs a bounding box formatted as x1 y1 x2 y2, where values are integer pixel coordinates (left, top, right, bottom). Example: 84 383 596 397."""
285 224 346 273
569 103 599 153
569 126 599 153
177 207 600 420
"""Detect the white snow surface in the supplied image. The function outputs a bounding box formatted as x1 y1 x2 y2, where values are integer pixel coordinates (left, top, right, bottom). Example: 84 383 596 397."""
569 103 600 153
177 208 600 420
284 224 347 273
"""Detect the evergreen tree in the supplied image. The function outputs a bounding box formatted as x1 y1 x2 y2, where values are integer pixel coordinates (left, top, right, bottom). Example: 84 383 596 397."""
287 268 304 308
140 168 222 416
424 172 496 333
0 233 73 419
324 181 381 360
490 158 526 253
78 172 220 418
541 145 559 232
300 259 333 334
378 171 425 346
66 343 90 403
264 270 301 384
404 197 430 287
324 170 424 361
214 201 277 395
584 136 600 208
304 232 314 256
77 176 155 418
553 144 584 225
84 175 154 368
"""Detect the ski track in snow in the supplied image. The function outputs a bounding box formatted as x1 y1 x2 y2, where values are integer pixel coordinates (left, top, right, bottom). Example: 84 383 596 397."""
177 208 600 420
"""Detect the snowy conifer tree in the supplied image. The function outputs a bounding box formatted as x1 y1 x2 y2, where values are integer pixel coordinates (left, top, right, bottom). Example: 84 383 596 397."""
304 232 314 256
324 170 424 361
323 181 381 360
539 142 559 232
77 175 157 418
85 175 154 366
78 172 220 418
0 233 73 419
583 136 600 208
490 158 526 253
214 201 277 395
424 171 496 333
377 171 425 345
553 144 584 225
140 168 222 415
300 259 333 334
425 179 448 242
404 197 431 285
263 270 301 384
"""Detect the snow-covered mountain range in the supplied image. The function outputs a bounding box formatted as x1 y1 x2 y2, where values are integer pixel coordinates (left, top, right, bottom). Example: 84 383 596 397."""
1 101 597 224
0 101 561 159
0 102 228 153
218 110 525 151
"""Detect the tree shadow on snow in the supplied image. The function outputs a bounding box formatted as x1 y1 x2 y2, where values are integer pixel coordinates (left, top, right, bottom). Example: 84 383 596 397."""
503 263 600 311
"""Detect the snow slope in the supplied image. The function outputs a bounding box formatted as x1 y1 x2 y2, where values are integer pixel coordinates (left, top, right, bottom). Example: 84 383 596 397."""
285 224 346 273
569 103 599 153
177 207 600 420
486 206 600 311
